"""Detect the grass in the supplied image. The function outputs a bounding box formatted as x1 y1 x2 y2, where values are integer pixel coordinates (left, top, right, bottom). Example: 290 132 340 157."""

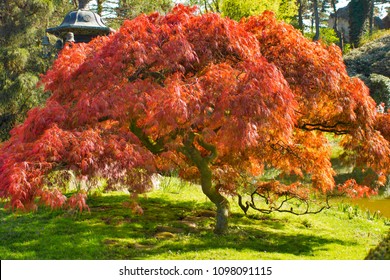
359 29 390 47
0 178 388 260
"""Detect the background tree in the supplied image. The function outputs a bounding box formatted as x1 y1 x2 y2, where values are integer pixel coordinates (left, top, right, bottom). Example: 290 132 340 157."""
93 0 173 27
330 0 344 50
0 0 73 142
312 0 320 40
0 0 175 142
349 0 372 47
221 0 297 23
184 0 222 13
279 0 300 23
297 0 305 31
297 0 312 33
114 0 172 20
307 0 334 41
1 6 389 234
96 0 104 14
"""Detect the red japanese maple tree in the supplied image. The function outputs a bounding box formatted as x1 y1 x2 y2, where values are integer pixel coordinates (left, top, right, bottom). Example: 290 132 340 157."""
1 6 389 234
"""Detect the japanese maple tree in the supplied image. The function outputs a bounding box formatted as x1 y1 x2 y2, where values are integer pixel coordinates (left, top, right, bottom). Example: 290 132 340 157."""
1 5 389 234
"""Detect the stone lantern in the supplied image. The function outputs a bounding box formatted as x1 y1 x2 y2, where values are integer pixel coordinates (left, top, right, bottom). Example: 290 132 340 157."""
46 0 112 44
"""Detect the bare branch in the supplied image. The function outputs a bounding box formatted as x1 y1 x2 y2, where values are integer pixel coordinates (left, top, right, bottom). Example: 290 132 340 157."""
298 121 350 135
238 188 331 216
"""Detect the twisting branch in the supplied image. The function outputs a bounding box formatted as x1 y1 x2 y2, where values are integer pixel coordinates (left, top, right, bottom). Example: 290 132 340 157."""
237 184 331 216
248 190 331 215
196 136 218 163
238 194 250 215
298 121 350 135
128 63 167 86
129 120 166 154
179 132 217 165
270 140 301 160
179 132 206 171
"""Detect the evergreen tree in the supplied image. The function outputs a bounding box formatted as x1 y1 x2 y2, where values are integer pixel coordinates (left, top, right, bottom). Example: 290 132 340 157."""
0 0 73 141
349 0 372 47
0 0 174 141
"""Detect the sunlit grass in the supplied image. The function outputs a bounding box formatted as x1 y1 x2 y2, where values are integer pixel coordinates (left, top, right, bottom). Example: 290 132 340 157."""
0 179 388 260
359 29 390 47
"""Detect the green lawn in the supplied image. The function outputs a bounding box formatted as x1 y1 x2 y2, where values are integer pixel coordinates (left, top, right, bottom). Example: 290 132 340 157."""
0 179 388 260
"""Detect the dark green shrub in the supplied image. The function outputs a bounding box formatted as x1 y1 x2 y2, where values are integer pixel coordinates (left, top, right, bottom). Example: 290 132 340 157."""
367 74 390 110
365 231 390 260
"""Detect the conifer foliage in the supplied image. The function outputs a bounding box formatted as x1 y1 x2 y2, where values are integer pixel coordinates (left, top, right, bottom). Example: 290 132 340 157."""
1 5 389 233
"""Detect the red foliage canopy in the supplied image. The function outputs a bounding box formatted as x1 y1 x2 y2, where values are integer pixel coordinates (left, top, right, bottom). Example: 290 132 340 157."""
1 5 389 212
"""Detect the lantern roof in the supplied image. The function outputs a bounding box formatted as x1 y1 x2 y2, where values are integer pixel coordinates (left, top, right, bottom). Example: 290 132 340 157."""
46 0 112 43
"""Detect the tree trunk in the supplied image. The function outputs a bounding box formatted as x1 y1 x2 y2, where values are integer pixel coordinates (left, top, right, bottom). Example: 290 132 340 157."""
369 0 374 35
297 0 304 34
198 161 229 235
313 0 320 41
97 0 104 15
331 0 344 51
203 0 209 13
212 0 222 13
180 132 229 234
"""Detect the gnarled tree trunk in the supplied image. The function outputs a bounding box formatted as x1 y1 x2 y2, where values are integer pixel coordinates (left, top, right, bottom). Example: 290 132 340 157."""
198 160 229 235
181 132 230 235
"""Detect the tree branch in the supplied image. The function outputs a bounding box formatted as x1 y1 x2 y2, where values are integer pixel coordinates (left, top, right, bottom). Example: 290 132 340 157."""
127 63 167 86
196 136 217 163
298 121 350 135
129 120 165 154
238 188 331 216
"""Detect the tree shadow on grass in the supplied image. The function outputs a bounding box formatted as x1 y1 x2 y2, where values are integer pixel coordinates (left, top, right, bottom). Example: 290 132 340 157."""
0 194 357 259
135 230 345 259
